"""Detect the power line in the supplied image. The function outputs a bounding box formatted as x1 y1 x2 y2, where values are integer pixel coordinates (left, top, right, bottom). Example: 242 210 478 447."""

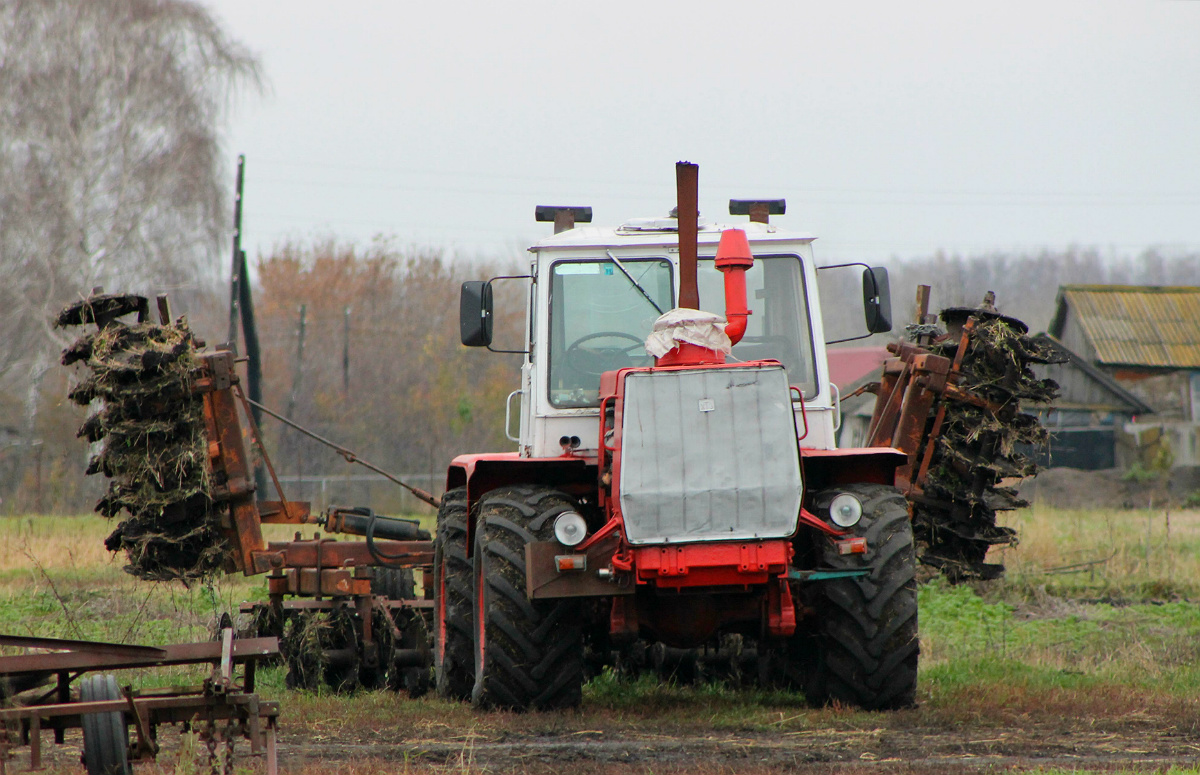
240 157 1200 204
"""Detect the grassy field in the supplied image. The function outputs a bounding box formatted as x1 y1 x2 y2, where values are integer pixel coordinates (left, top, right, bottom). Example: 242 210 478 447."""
3 505 1200 774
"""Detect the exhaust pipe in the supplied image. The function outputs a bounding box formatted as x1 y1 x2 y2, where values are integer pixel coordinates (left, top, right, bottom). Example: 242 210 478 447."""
675 162 700 309
715 228 753 345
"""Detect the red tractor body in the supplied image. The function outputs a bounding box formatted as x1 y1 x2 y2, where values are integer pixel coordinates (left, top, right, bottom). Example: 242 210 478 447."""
435 165 919 711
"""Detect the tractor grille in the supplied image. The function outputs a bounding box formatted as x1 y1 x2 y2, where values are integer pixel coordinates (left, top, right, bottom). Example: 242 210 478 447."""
617 365 803 544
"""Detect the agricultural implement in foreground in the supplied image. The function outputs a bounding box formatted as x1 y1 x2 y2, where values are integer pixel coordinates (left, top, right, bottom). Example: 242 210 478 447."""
56 294 438 695
52 162 1056 716
0 629 278 775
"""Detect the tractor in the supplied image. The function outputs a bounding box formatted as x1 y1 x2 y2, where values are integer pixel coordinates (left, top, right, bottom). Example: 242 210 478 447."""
434 163 918 711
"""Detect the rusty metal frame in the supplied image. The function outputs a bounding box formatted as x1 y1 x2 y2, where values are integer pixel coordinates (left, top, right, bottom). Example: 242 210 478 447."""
0 694 279 775
0 633 280 775
195 349 270 574
0 637 276 676
864 320 993 498
187 323 435 693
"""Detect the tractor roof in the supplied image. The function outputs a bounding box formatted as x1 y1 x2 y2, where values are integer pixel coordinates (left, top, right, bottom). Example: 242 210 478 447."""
528 218 816 253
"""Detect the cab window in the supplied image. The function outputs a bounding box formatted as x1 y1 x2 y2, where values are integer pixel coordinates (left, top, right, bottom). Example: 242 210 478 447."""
548 259 673 408
697 254 818 398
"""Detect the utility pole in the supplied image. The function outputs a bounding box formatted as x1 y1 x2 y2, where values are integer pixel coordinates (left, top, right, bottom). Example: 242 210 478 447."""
342 306 351 395
227 155 245 350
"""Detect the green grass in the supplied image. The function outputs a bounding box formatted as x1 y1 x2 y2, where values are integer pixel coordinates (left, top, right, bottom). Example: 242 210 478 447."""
6 509 1200 705
917 578 1200 721
5 509 1200 773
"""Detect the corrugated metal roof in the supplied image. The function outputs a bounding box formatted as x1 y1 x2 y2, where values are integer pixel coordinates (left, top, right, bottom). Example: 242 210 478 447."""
1059 285 1200 368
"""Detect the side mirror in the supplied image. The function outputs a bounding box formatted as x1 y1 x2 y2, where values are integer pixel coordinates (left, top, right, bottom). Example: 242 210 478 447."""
460 280 493 347
862 267 892 334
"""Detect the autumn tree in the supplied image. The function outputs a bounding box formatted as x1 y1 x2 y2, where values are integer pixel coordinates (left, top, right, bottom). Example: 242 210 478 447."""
253 239 523 512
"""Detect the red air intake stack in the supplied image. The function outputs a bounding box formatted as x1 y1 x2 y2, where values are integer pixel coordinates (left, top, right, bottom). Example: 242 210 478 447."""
715 228 753 345
652 228 755 367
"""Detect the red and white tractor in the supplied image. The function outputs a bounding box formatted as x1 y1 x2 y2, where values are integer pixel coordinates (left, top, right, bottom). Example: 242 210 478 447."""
434 163 917 711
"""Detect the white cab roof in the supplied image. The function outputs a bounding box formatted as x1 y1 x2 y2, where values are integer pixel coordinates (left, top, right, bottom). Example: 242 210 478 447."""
528 219 816 252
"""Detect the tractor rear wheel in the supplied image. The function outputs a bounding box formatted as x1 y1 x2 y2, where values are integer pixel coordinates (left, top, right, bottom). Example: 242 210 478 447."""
433 487 474 701
471 486 584 711
805 483 919 710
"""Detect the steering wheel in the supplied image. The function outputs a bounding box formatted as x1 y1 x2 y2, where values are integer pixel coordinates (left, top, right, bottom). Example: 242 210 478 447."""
564 331 648 377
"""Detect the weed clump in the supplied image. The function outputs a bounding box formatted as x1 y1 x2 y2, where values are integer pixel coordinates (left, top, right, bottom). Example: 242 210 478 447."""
911 301 1063 582
58 294 228 583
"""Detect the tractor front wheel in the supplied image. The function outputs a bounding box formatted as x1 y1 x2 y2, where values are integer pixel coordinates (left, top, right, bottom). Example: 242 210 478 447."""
471 486 584 711
805 483 919 710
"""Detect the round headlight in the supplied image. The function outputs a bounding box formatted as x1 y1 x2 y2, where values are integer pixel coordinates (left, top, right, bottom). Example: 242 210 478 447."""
553 511 588 546
829 493 863 528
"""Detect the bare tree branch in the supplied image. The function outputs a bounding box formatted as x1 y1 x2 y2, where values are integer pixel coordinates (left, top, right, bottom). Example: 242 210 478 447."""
0 0 262 408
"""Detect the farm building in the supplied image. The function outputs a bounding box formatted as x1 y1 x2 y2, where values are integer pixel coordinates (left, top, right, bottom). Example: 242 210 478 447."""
1025 334 1151 470
1045 285 1200 468
827 346 891 449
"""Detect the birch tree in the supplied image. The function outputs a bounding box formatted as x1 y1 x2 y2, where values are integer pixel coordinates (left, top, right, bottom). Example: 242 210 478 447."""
0 0 260 418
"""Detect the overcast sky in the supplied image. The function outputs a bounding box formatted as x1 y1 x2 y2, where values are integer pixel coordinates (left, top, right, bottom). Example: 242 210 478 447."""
202 1 1200 268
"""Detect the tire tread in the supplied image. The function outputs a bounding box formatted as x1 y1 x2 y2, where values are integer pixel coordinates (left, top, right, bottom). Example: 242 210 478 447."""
434 488 474 701
472 485 584 711
806 483 919 710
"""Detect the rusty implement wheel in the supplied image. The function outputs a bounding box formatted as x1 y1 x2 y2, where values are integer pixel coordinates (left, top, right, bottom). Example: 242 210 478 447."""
322 607 362 692
389 608 433 698
80 674 131 775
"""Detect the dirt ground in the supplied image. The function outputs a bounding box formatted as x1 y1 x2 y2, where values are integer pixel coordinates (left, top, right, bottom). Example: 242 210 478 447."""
12 712 1198 775
1020 466 1200 511
272 721 1200 774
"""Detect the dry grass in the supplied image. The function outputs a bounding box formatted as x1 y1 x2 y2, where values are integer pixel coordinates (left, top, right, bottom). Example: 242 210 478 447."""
0 514 340 577
0 514 115 575
994 505 1200 595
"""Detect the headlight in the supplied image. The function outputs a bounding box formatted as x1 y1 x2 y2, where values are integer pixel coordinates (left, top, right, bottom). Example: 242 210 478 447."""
553 511 588 546
829 493 863 528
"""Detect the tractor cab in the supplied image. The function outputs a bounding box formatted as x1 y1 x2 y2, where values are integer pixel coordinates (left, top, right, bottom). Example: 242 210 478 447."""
460 202 863 458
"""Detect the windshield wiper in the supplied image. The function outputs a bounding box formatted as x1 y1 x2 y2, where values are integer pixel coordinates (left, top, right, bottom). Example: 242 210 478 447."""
605 250 665 316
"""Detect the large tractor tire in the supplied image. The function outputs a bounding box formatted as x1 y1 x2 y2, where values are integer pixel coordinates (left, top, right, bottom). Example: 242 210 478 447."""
804 483 919 710
471 486 584 711
433 487 474 701
79 674 131 775
372 567 417 602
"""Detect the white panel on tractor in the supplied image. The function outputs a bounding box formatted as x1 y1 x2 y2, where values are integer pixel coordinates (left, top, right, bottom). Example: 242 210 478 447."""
618 364 803 544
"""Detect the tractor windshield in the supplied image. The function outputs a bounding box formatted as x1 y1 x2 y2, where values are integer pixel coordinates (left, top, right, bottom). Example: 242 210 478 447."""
548 258 674 408
697 254 818 398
